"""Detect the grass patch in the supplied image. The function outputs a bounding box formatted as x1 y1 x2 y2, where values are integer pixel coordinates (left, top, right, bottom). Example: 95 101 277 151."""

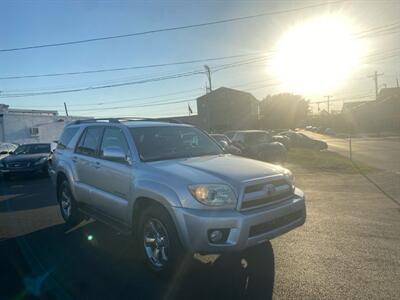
287 148 375 174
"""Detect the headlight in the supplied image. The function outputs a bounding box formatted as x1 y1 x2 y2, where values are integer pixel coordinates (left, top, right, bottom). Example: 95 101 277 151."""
283 169 294 185
33 157 48 165
188 184 237 207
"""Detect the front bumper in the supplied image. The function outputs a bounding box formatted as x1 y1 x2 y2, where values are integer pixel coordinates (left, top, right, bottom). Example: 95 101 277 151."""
0 163 47 175
172 188 305 253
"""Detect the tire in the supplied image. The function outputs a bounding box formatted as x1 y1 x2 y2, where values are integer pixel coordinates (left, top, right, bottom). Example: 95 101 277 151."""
138 204 184 274
58 179 83 228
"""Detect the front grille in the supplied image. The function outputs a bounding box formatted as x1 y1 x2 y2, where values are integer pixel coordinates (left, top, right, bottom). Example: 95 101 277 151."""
244 179 287 193
241 190 293 209
7 162 30 169
249 210 303 237
241 178 293 210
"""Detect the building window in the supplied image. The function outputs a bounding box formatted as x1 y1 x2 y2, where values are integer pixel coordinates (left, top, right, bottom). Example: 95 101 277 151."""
30 127 39 136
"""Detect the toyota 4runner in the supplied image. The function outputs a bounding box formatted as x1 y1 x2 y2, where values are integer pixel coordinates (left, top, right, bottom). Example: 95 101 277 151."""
50 118 306 273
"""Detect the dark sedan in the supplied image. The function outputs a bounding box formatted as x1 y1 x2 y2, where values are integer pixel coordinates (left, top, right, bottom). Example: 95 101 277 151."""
280 131 328 150
231 130 287 163
0 143 53 180
210 134 242 155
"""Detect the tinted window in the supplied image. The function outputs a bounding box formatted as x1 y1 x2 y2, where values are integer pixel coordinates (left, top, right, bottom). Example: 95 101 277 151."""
58 127 79 149
100 127 130 160
76 127 103 156
130 126 222 162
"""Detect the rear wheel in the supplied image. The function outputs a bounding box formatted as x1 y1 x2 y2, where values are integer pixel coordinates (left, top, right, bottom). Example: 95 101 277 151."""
138 205 184 274
58 179 82 228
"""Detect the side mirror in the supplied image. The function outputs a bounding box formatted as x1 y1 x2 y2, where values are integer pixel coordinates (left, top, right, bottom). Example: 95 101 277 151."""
102 146 126 162
219 140 229 149
9 151 14 155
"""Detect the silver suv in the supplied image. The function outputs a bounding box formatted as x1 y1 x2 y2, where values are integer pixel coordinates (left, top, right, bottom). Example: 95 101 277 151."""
50 118 306 273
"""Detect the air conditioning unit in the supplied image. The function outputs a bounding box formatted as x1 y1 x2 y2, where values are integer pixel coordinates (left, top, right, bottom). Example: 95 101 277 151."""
30 127 39 137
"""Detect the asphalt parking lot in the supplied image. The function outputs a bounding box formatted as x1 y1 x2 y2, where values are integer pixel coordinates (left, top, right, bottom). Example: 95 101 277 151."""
1 171 399 300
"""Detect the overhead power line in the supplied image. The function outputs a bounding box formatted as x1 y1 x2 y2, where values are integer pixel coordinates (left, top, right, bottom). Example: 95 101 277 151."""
0 70 205 98
10 87 203 109
68 97 198 113
0 1 344 52
0 56 270 98
1 21 398 81
0 53 262 80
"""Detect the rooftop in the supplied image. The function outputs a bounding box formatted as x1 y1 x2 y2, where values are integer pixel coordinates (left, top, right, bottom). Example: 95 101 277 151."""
0 104 58 115
197 87 259 102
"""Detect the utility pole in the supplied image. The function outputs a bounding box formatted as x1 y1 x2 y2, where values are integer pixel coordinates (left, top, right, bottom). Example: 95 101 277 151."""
64 102 69 117
368 71 384 101
396 78 399 88
204 65 212 93
324 95 332 114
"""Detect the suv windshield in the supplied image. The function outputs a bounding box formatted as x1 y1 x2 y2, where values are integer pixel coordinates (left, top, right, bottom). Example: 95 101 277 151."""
130 126 223 162
14 144 51 155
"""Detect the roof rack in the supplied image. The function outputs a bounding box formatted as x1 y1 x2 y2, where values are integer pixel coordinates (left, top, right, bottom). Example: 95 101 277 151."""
68 117 182 125
130 117 182 124
69 118 121 125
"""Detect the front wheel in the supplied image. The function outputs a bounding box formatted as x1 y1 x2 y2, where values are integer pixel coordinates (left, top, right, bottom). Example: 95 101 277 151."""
58 180 83 228
139 205 184 274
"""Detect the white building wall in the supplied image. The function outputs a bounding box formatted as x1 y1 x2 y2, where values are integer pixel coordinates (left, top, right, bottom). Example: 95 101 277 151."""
3 113 59 143
2 114 84 144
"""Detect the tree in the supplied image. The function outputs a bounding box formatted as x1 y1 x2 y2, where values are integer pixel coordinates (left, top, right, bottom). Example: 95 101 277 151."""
259 93 309 129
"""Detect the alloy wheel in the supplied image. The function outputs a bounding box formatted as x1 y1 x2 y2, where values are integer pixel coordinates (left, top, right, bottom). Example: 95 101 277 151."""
143 218 170 269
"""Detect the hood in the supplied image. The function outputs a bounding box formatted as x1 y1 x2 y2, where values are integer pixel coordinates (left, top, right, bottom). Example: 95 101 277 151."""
3 153 49 163
147 154 285 188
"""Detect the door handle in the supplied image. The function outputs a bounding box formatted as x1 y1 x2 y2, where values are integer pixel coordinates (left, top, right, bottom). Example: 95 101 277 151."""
72 156 78 163
94 161 101 169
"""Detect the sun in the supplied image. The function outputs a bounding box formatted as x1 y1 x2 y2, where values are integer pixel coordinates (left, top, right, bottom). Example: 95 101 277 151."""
272 15 365 96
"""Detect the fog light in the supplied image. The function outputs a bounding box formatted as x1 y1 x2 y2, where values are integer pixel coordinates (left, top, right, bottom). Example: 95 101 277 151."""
209 230 223 243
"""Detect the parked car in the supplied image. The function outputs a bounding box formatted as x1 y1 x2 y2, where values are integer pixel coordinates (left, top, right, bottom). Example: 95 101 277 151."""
223 130 237 140
210 134 241 155
0 143 18 160
50 119 306 273
324 128 335 136
231 130 287 163
0 143 54 180
280 131 328 150
272 135 291 149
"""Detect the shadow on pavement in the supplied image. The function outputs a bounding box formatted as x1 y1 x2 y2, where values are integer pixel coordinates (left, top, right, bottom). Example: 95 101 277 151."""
0 220 275 300
0 177 56 212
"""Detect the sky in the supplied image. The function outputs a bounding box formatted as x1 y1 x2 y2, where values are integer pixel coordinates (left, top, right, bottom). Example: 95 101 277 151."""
0 0 399 117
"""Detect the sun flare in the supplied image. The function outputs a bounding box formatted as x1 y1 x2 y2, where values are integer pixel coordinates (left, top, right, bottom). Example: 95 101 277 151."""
272 15 365 96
